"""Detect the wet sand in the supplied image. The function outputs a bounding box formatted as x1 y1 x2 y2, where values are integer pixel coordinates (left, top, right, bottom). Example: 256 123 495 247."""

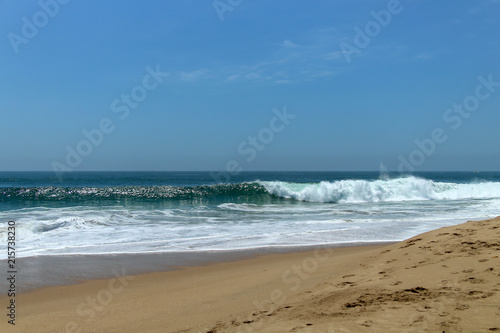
1 217 499 332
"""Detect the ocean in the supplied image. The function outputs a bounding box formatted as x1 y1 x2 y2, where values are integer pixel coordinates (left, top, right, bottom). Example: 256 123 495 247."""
1 171 500 259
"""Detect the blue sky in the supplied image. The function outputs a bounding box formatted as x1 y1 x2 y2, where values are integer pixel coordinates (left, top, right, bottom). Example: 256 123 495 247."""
0 0 499 172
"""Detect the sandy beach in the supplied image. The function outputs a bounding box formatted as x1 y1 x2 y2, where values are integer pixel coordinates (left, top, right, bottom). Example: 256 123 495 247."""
1 216 499 332
3 0 499 331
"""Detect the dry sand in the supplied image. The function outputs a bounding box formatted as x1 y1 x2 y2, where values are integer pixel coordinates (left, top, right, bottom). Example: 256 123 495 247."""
1 217 499 332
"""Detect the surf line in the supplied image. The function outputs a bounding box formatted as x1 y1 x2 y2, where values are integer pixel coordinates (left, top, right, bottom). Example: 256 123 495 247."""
210 106 296 183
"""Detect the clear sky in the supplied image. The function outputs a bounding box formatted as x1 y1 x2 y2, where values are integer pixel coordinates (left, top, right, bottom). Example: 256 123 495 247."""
1 0 499 172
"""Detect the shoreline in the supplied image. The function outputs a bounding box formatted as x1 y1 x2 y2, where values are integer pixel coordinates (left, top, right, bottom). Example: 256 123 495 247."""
1 216 499 332
0 241 396 294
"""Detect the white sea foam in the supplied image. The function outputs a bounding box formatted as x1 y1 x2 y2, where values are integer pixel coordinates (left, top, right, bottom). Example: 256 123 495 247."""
1 177 499 259
260 176 500 203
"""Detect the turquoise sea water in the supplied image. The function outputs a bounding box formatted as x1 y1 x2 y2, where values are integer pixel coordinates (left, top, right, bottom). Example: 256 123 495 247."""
1 171 499 258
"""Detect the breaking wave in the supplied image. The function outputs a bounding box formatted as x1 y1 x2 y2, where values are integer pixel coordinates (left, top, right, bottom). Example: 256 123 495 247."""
260 176 500 203
1 176 499 205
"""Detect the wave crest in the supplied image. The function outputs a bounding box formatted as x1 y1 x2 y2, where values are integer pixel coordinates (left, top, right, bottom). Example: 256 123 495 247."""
260 177 500 203
0 183 269 202
2 177 500 205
